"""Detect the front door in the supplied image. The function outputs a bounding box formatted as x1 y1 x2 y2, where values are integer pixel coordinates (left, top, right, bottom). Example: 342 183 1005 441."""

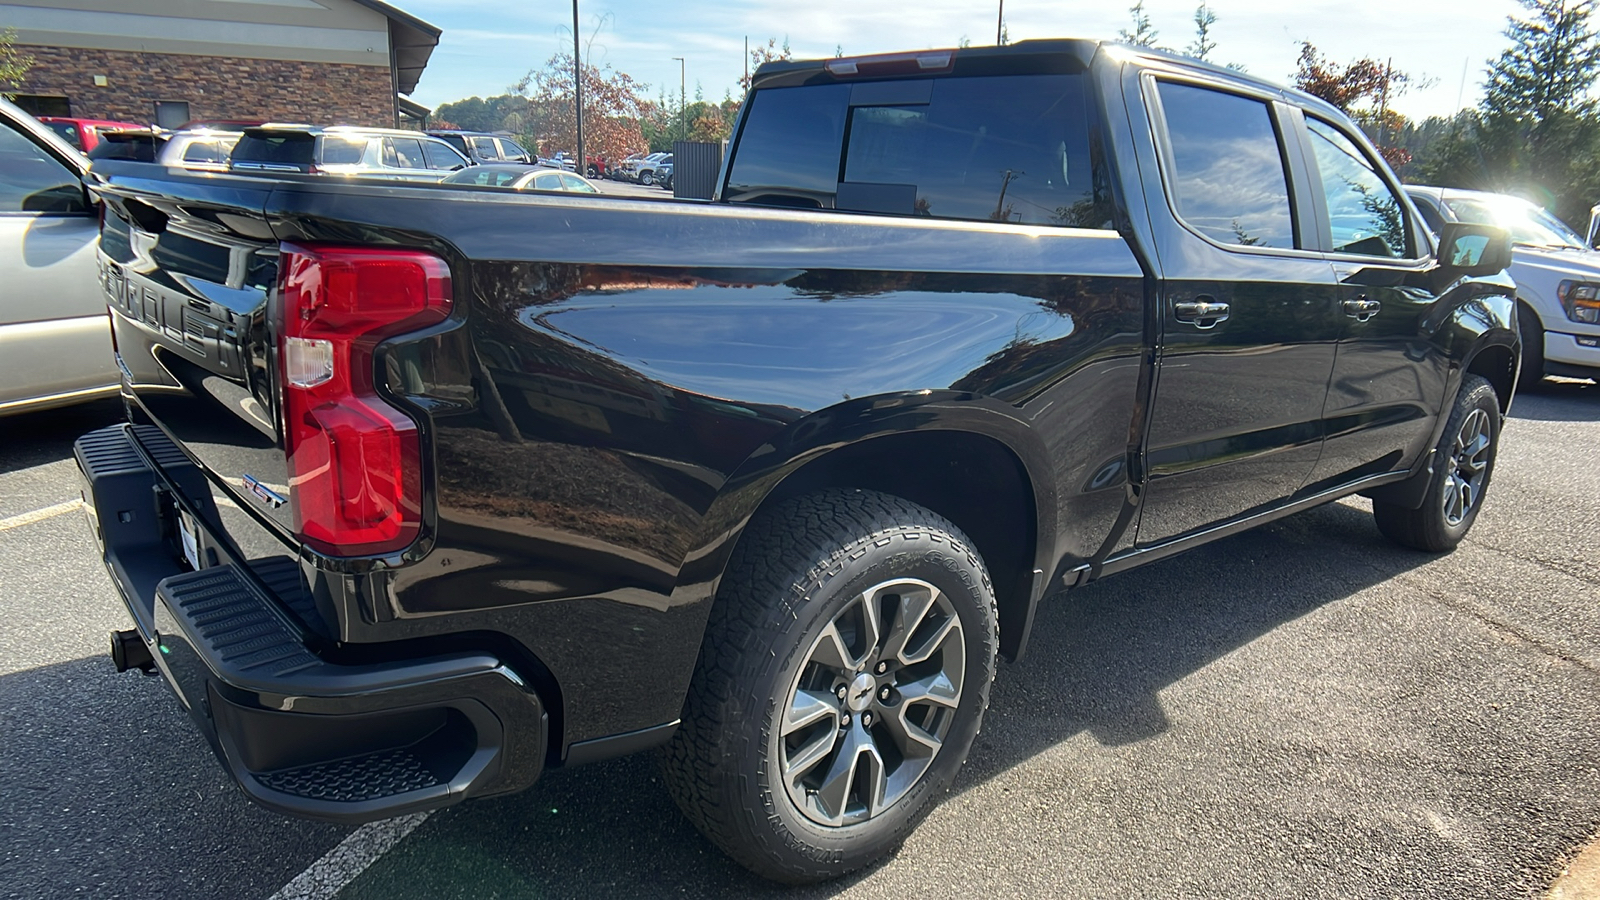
1135 78 1343 544
1297 114 1448 485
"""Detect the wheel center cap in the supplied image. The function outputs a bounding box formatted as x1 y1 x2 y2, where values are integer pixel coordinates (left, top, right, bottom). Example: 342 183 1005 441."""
847 672 875 712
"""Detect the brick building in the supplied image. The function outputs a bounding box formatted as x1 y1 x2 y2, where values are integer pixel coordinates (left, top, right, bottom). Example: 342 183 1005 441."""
4 0 439 129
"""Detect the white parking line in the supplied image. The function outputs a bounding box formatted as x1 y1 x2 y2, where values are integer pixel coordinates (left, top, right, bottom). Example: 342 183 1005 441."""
0 499 83 533
265 812 430 900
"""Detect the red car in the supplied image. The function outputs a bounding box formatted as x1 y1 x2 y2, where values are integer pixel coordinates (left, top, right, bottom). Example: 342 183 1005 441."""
37 116 144 152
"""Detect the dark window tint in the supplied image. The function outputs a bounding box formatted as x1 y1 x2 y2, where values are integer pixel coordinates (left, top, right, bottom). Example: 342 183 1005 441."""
840 74 1102 226
725 84 849 207
1305 118 1409 258
0 121 86 213
470 136 500 160
423 140 465 170
437 134 467 153
383 137 425 169
233 132 315 166
498 138 530 162
88 133 160 162
45 120 83 150
1156 82 1295 249
320 136 367 165
154 101 190 130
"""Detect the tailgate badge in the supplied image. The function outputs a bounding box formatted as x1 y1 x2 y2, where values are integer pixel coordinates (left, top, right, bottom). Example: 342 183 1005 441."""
242 475 287 509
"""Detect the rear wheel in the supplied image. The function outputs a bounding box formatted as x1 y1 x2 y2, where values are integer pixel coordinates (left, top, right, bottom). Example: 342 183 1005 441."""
662 489 997 883
640 171 655 186
1374 374 1500 552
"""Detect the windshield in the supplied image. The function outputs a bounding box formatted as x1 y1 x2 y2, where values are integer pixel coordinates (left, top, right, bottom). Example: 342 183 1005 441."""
1443 195 1586 248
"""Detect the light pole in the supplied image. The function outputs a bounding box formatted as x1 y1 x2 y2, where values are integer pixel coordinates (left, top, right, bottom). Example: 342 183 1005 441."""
572 0 585 172
671 57 685 145
996 0 1004 45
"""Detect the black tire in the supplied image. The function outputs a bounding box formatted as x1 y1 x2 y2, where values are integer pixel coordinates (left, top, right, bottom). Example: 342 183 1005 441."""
1373 374 1500 552
662 488 998 883
1517 300 1545 389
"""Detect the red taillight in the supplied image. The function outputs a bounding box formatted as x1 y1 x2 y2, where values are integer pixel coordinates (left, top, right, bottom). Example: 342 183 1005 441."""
278 243 451 556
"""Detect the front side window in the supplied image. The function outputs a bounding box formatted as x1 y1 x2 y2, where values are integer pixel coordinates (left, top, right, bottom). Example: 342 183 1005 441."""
422 140 466 170
0 122 86 214
1156 81 1295 250
560 173 597 193
498 139 530 162
1305 118 1410 258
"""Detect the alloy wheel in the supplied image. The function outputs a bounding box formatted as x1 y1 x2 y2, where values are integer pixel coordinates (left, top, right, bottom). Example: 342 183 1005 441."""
1442 407 1492 526
778 578 965 827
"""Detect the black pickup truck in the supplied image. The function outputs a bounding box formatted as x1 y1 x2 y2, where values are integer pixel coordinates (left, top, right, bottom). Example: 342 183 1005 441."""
76 40 1518 882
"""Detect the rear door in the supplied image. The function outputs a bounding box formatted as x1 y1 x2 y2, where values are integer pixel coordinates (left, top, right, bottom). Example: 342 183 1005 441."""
381 136 437 181
1133 74 1342 544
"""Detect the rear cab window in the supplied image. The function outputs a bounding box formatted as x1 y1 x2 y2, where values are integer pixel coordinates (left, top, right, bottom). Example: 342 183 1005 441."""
725 71 1111 228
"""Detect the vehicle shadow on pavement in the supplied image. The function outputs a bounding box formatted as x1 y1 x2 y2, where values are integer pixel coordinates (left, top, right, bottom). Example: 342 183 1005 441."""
0 655 350 900
0 398 124 477
1507 378 1598 422
335 499 1434 899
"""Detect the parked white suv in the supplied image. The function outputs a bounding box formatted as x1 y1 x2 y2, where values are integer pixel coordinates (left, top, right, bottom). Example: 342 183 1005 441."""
1408 186 1600 384
230 125 470 182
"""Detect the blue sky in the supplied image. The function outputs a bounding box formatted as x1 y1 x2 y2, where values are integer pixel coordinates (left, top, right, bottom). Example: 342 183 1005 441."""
400 0 1521 122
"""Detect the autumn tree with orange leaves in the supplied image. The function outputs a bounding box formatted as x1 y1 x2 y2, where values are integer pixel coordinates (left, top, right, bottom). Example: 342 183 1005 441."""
1292 42 1420 168
513 51 650 164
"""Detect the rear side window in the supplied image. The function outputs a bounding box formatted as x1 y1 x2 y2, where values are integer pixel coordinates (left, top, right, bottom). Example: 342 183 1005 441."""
727 75 1107 228
233 132 315 166
1155 81 1295 250
320 136 367 165
383 137 425 169
182 140 226 164
471 136 500 160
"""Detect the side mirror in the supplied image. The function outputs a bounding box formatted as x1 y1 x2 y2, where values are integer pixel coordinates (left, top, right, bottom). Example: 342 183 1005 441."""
1437 222 1512 277
1587 204 1600 250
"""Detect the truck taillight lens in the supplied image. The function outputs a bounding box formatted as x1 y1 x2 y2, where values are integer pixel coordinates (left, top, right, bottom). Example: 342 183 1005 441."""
278 243 452 556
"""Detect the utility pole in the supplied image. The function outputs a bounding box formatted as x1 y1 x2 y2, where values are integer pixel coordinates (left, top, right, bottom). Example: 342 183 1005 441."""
996 0 1005 46
572 0 585 172
744 36 749 90
672 56 685 144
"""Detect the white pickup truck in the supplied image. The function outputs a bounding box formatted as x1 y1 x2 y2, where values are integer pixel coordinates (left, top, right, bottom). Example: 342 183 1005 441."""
1407 186 1600 385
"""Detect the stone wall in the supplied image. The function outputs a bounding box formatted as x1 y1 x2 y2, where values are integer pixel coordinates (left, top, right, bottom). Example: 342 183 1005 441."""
14 46 395 127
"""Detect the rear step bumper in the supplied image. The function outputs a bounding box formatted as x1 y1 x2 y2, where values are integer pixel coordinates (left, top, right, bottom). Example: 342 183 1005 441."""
74 424 547 824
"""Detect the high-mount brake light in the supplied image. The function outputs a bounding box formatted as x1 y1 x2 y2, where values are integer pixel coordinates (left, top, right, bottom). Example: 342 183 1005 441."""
277 243 451 556
824 50 954 77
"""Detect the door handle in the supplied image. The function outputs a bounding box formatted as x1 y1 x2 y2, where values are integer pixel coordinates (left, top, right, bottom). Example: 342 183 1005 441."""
1342 297 1382 321
1173 298 1230 329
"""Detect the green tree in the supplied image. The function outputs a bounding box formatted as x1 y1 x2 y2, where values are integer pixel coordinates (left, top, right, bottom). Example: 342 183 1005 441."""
1118 1 1161 48
1419 0 1600 228
2 27 33 93
1188 4 1217 62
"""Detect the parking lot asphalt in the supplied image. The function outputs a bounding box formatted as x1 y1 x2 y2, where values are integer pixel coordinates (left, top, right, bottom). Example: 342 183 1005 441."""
2 380 1596 900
